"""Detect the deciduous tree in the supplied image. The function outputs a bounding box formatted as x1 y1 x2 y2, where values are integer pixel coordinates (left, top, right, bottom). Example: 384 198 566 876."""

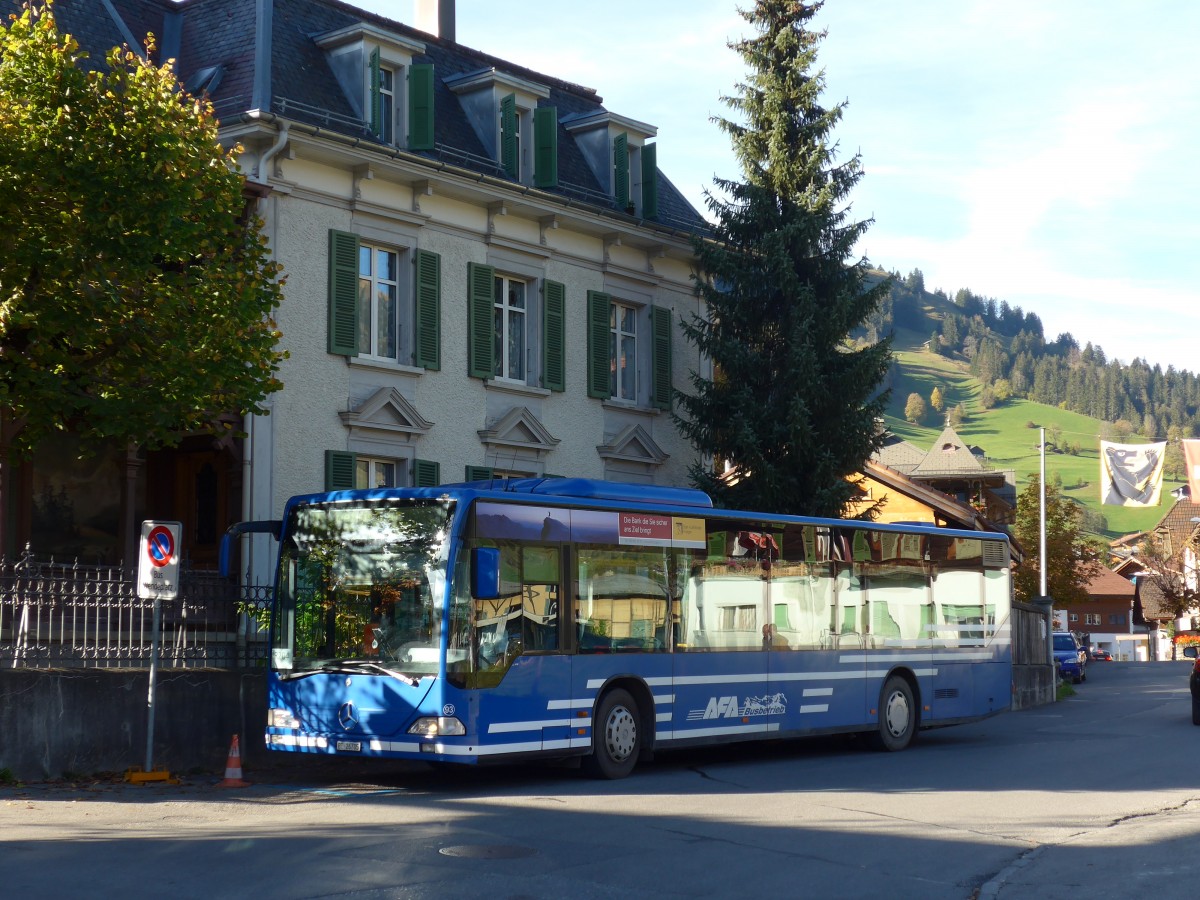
1012 475 1102 605
1135 530 1200 625
904 392 925 424
0 5 285 463
676 0 890 517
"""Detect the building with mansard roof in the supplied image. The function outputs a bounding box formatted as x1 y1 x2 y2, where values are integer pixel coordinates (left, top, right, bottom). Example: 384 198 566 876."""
5 0 711 575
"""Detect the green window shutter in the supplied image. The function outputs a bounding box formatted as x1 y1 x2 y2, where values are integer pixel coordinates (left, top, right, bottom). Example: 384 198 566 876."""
534 105 558 188
500 93 517 179
641 142 657 219
465 465 494 481
325 450 357 491
543 280 565 392
651 305 673 410
413 458 440 487
408 64 435 150
467 262 496 379
414 249 441 370
613 132 629 209
327 229 359 356
587 290 611 399
368 47 382 138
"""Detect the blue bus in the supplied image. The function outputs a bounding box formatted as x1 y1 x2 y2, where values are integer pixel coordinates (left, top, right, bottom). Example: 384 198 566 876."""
224 478 1013 778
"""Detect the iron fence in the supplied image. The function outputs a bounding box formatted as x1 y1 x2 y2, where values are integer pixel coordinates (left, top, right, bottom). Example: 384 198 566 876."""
0 550 272 669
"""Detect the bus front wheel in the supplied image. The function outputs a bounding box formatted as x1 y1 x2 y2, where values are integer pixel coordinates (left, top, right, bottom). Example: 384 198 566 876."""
583 688 640 779
871 676 916 752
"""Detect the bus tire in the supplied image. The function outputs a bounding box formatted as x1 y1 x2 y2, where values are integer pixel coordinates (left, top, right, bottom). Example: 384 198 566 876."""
582 688 640 779
871 675 916 752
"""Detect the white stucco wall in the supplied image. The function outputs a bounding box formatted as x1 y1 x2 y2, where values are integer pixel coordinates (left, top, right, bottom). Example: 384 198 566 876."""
246 137 706 536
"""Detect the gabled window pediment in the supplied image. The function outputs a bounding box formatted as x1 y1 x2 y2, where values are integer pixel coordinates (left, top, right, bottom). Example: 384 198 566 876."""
477 406 560 453
339 387 433 437
597 424 668 466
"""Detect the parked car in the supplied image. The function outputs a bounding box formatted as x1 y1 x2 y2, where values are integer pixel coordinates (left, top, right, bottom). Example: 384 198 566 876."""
1053 632 1087 683
1182 646 1200 725
1091 648 1113 661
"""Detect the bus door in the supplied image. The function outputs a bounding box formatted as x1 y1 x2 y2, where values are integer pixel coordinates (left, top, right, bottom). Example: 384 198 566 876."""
452 535 571 754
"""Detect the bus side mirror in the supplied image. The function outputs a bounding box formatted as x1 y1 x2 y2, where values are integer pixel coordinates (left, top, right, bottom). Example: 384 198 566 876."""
218 520 283 578
472 547 501 599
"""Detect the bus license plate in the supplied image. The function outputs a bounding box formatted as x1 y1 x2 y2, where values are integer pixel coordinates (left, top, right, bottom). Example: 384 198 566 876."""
336 740 362 752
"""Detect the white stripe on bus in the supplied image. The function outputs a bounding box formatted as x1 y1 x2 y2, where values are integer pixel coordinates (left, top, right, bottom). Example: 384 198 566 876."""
488 718 587 734
656 723 779 741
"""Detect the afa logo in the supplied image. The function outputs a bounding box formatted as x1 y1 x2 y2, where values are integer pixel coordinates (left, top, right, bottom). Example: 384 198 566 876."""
703 695 742 719
688 693 787 721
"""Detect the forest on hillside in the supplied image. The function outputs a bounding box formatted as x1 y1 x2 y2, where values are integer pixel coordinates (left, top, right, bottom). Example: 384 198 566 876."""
864 268 1200 480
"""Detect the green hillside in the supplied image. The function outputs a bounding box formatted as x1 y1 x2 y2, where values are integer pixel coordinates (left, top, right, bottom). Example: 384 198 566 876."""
883 346 1181 543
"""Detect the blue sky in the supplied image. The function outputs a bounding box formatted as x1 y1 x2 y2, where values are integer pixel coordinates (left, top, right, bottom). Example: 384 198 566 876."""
356 1 1199 374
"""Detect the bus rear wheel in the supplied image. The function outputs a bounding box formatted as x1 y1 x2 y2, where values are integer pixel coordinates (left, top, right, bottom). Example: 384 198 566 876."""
583 688 640 779
871 676 916 752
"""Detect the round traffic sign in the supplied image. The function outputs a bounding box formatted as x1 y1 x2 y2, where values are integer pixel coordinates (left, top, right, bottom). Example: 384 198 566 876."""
146 525 176 568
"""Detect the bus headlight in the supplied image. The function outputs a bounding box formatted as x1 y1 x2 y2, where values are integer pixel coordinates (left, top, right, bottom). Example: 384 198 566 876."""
408 716 466 737
268 708 300 729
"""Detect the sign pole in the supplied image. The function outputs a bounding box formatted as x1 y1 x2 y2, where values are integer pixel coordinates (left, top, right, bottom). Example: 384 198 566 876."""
127 520 182 784
145 594 162 773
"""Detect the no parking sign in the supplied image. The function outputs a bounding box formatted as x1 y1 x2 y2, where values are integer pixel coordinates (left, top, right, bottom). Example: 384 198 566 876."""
137 520 182 600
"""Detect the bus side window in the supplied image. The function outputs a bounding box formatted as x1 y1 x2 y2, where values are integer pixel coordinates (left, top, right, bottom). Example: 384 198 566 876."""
576 548 670 653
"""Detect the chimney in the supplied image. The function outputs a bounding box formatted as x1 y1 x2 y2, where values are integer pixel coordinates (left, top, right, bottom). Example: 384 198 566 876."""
415 0 455 42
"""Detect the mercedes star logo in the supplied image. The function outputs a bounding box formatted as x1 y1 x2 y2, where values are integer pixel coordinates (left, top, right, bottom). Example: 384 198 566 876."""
337 701 359 732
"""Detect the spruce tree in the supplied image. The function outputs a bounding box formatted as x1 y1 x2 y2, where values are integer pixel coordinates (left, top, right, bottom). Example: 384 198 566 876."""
675 1 891 517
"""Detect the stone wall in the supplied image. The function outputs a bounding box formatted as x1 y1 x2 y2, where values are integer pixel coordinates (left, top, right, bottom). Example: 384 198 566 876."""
0 669 266 782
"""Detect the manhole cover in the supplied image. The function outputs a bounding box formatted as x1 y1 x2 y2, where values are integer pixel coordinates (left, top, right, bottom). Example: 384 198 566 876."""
439 844 537 859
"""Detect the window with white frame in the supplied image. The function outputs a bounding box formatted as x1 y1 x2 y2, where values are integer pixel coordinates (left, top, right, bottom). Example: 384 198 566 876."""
1069 612 1079 622
356 456 399 489
493 274 527 381
377 64 396 143
1085 613 1101 625
610 301 637 402
358 242 400 360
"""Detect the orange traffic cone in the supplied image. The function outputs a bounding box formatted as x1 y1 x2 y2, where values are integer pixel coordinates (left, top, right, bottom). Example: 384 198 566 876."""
216 734 250 788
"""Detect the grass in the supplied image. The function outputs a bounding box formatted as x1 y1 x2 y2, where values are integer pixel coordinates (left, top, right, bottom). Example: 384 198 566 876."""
883 345 1179 542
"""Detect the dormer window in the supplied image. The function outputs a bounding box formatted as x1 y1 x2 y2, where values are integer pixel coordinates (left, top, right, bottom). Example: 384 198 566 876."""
447 69 556 188
317 24 432 151
564 111 658 218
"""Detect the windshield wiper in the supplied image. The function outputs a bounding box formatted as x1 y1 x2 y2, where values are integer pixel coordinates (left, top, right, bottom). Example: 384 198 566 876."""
280 659 420 686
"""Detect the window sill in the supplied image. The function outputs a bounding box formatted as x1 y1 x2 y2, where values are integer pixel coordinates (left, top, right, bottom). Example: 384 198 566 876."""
484 379 551 399
601 399 661 416
348 356 424 378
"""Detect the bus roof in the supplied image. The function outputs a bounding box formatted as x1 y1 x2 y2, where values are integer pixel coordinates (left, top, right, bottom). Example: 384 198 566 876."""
283 478 1009 544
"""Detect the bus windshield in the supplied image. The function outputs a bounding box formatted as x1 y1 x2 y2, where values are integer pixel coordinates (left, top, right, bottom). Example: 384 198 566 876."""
270 498 455 678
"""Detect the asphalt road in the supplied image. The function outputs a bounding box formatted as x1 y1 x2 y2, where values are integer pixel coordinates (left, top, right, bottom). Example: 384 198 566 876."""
3 660 1199 899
